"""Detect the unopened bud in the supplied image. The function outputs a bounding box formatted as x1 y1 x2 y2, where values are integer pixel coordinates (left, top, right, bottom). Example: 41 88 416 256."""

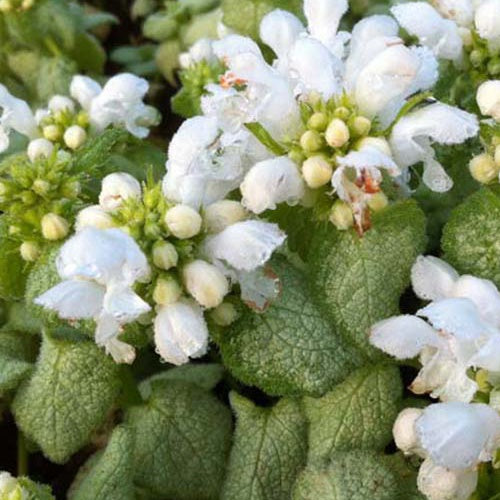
302 155 333 188
0 472 20 497
76 111 90 128
329 200 354 230
477 80 500 120
488 58 500 77
99 172 142 211
153 277 182 305
357 137 392 156
27 138 54 162
32 179 51 196
307 112 329 132
48 95 75 114
469 153 499 183
41 213 69 240
367 192 389 212
75 205 114 231
470 49 487 68
300 130 324 152
43 124 62 142
165 205 202 239
495 145 500 167
20 241 41 262
21 0 34 9
61 180 81 199
326 118 350 148
152 241 178 270
334 106 350 120
183 260 229 309
351 116 371 136
64 125 87 150
393 408 423 455
210 302 238 326
204 200 246 233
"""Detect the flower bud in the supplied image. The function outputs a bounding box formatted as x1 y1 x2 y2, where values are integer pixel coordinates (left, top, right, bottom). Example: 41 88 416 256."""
63 125 87 150
356 137 392 157
183 260 229 308
0 0 12 12
20 241 40 262
204 200 246 233
475 0 500 42
393 408 423 454
41 213 70 240
489 58 500 77
99 172 142 211
43 124 62 142
210 302 238 326
495 145 500 167
469 153 499 183
0 472 19 497
153 277 182 305
27 138 54 162
152 241 178 270
329 200 354 230
307 112 329 132
21 0 34 9
334 106 350 120
165 205 202 239
302 155 333 188
76 111 90 128
325 118 350 148
75 205 114 231
351 116 371 136
470 48 487 68
48 95 75 114
476 80 500 120
32 179 51 196
367 192 389 212
300 130 324 152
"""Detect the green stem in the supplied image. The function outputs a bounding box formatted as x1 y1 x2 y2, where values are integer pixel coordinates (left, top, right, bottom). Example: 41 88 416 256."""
17 431 29 477
44 36 62 57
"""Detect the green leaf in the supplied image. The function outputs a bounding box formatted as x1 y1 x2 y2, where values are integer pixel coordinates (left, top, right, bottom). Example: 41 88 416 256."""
69 32 106 74
69 425 135 500
0 330 37 395
36 56 77 104
292 451 401 500
155 39 182 86
126 378 232 499
308 200 427 360
303 364 402 465
4 302 43 335
12 331 121 463
221 393 307 500
0 216 28 300
245 122 287 156
221 0 303 40
218 256 364 397
442 187 500 287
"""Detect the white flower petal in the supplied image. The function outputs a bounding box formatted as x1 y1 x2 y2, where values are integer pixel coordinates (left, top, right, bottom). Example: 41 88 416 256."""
408 46 440 95
304 0 348 49
416 402 500 469
260 9 305 60
70 75 102 110
370 315 441 359
238 267 281 311
469 335 500 371
154 301 209 365
337 146 401 176
99 172 142 211
204 220 286 272
95 312 122 345
240 156 305 214
35 280 105 319
422 156 454 193
212 34 262 63
104 338 136 364
411 255 459 301
475 0 500 41
103 283 151 323
0 84 37 140
433 0 474 26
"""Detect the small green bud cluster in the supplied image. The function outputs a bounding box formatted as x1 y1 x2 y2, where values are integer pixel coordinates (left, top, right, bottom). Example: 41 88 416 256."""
467 32 500 79
469 134 500 184
0 0 35 13
0 472 28 500
0 153 80 259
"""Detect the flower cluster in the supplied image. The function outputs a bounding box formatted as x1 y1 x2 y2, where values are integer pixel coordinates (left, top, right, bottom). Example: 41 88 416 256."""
36 171 286 364
371 255 500 498
165 0 479 233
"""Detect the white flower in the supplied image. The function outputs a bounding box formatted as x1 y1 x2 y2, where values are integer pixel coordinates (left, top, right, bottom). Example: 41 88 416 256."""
70 75 102 111
391 3 464 62
474 0 500 42
99 172 142 211
27 138 54 162
240 156 305 214
417 457 478 500
390 103 478 192
0 84 37 153
48 95 75 114
75 205 115 231
303 0 348 51
433 0 475 27
154 300 209 365
476 80 500 121
35 227 151 364
179 37 216 68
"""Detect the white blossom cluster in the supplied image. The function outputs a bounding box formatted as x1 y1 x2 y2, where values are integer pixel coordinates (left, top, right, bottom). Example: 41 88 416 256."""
164 0 479 233
0 73 159 160
371 256 500 499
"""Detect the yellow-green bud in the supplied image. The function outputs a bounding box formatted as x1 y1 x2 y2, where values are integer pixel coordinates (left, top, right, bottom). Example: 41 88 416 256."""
153 277 182 305
351 116 372 137
301 155 333 188
41 213 69 240
20 241 41 262
204 200 246 233
329 200 354 230
367 192 389 212
165 204 202 239
32 179 51 196
288 149 306 164
469 153 499 184
76 111 90 128
307 112 329 132
300 130 324 152
153 241 178 270
61 180 81 199
495 145 500 167
210 302 238 326
325 118 350 148
470 49 487 67
21 190 37 204
43 124 62 142
306 91 322 107
476 369 491 392
64 125 87 150
488 58 500 76
334 106 350 120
